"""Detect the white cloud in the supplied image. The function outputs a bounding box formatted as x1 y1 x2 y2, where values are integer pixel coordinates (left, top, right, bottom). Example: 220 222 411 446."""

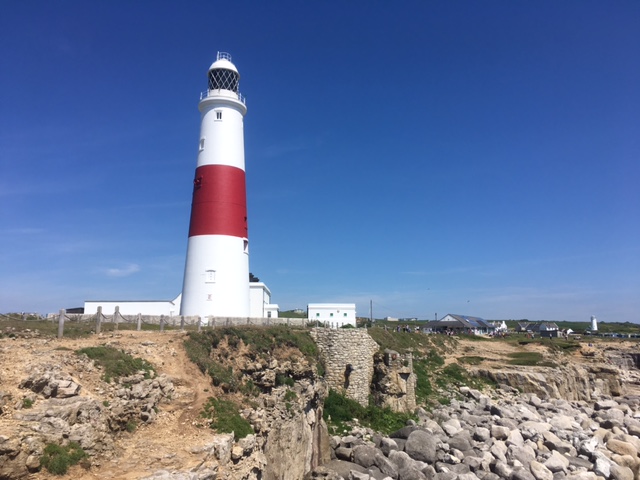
105 264 140 277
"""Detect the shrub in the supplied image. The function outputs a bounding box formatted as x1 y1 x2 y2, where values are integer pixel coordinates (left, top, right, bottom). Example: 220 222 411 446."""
275 373 294 387
40 442 88 475
22 398 34 409
323 390 416 434
76 346 154 383
202 397 253 440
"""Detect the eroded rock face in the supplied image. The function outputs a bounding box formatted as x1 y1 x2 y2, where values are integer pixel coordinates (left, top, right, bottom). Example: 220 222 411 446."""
1 358 174 480
371 350 417 413
474 363 623 401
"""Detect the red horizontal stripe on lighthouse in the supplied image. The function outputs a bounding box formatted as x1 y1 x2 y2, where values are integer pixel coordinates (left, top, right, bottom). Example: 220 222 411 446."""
188 164 248 238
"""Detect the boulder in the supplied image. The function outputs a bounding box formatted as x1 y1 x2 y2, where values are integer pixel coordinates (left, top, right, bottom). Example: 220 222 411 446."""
543 451 570 473
405 430 437 464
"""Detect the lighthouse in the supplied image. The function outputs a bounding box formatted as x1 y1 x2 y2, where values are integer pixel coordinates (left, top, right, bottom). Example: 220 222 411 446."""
180 52 250 319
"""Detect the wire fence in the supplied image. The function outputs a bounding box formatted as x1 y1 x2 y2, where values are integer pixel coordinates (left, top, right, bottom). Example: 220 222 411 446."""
0 310 315 339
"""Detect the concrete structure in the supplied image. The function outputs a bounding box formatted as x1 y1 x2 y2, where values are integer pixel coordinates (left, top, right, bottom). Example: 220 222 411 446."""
181 52 250 319
307 303 356 328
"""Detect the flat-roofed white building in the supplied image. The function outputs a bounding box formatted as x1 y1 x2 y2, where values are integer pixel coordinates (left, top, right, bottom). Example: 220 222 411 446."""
85 285 278 319
308 303 356 328
84 294 182 317
250 282 279 318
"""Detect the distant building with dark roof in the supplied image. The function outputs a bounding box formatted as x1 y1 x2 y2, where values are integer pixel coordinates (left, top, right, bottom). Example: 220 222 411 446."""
424 314 495 335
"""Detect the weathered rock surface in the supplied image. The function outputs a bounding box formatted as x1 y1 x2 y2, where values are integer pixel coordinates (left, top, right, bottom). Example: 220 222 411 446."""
312 386 640 480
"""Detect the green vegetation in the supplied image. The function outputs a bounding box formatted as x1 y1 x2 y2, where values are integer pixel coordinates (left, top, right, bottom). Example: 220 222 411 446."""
201 397 253 440
125 420 137 433
279 310 307 318
186 325 317 360
184 326 318 394
323 389 416 434
506 352 556 367
458 356 484 365
22 398 34 409
75 346 155 383
40 442 88 475
276 373 295 387
367 327 457 356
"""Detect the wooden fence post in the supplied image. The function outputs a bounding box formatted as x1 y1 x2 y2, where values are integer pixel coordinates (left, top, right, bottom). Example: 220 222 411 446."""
180 316 185 331
137 313 142 331
197 317 202 332
57 309 65 339
160 315 165 332
114 306 119 331
96 306 102 334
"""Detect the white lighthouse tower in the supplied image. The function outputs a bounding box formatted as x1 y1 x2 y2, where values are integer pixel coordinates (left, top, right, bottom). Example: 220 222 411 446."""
180 52 250 319
591 315 598 332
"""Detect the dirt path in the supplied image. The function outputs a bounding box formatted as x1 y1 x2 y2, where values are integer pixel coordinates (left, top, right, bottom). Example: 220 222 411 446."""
1 330 216 479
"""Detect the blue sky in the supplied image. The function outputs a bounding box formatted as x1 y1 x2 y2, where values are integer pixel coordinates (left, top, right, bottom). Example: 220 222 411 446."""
1 1 638 321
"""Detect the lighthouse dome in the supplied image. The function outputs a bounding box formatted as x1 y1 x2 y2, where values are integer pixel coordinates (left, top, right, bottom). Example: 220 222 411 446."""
207 52 240 93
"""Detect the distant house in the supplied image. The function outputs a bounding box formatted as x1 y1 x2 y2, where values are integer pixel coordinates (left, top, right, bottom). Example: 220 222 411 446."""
515 322 560 338
424 314 495 335
491 321 508 332
307 303 356 329
529 322 560 338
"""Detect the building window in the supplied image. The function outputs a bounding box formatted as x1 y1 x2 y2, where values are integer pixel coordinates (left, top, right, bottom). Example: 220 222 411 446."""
199 138 205 151
344 313 347 317
330 313 334 317
205 270 216 283
316 313 320 317
216 111 222 120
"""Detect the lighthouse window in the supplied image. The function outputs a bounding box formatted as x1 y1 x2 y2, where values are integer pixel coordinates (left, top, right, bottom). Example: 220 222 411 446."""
216 111 222 120
199 138 205 151
205 270 216 283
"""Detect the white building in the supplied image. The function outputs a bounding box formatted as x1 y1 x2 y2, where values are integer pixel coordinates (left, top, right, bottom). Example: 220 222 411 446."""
84 294 182 317
85 287 278 319
307 303 356 328
250 283 279 318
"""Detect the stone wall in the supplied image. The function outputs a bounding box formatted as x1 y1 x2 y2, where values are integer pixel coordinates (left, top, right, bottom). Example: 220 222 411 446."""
310 328 379 406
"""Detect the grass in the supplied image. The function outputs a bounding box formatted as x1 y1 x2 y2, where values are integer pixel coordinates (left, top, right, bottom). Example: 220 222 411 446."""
75 346 155 383
40 442 88 475
458 356 484 365
367 327 458 356
506 352 554 366
323 389 416 435
184 326 320 394
201 397 253 440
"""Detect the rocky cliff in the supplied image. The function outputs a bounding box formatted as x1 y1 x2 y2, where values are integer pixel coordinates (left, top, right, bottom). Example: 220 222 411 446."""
3 326 640 480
